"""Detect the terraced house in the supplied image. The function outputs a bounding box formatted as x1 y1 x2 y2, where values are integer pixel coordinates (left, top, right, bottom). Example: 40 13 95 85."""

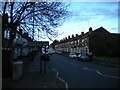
55 27 120 57
2 14 39 78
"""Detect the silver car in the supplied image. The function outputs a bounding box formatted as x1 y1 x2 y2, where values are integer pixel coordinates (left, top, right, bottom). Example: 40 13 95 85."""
69 53 77 59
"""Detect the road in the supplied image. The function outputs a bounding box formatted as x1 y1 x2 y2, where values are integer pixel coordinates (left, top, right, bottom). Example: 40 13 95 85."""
47 54 120 88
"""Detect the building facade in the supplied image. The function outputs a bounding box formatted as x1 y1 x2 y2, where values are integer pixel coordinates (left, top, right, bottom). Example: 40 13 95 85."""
55 27 120 57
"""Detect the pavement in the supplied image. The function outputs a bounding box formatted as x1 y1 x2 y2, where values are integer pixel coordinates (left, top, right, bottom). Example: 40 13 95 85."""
2 52 58 89
91 60 120 68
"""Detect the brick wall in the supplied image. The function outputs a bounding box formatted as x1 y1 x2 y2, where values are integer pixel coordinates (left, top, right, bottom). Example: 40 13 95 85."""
93 56 120 64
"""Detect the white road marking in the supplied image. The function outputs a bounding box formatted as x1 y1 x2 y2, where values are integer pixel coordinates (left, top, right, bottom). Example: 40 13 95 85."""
52 68 68 90
83 67 120 79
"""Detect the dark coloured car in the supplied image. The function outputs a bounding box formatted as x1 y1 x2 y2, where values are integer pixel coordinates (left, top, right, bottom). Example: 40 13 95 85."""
88 52 96 60
56 50 62 55
41 51 50 61
77 54 90 61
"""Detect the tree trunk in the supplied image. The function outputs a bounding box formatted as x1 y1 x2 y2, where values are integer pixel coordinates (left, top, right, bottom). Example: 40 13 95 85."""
9 23 17 48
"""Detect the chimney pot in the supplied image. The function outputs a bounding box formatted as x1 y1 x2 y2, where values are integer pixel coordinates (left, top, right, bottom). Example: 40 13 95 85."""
81 32 84 35
76 34 78 37
72 34 74 38
68 35 70 39
89 27 92 32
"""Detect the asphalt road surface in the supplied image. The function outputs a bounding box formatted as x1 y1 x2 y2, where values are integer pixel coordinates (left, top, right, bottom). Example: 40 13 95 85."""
47 54 120 88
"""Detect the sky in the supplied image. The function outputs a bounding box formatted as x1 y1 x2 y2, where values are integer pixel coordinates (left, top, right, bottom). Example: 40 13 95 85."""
38 1 119 44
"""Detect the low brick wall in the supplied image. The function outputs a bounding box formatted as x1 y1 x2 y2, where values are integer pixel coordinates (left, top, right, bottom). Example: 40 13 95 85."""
93 56 120 64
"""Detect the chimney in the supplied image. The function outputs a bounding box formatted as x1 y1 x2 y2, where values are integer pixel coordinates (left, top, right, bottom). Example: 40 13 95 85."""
72 34 74 38
76 34 78 37
89 27 92 32
65 37 67 40
81 32 84 35
68 35 70 39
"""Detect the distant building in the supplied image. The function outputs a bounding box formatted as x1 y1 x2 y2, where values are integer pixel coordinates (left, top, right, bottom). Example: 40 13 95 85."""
55 27 120 57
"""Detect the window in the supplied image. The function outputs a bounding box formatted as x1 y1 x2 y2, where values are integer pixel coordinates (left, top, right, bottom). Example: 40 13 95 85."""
16 33 21 39
75 41 76 46
78 40 79 44
4 29 10 39
4 30 7 38
70 41 73 44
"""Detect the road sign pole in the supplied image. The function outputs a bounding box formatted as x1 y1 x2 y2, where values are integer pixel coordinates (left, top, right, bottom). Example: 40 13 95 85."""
40 47 42 73
44 60 46 73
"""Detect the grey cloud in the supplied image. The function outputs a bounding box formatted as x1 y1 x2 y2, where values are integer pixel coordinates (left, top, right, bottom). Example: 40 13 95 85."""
91 8 118 17
111 28 118 30
72 5 117 16
71 10 99 22
71 6 118 23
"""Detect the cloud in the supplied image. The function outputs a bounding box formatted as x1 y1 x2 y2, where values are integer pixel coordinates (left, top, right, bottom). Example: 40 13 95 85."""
68 0 119 2
89 19 97 22
71 11 98 22
70 2 118 23
110 27 119 33
90 8 118 17
55 21 86 30
111 27 119 31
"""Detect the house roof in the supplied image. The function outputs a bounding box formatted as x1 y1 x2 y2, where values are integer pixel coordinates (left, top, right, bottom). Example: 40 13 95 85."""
58 26 111 43
93 26 110 34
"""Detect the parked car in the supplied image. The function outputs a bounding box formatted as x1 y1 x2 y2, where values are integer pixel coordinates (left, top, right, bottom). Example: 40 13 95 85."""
56 50 62 55
41 51 50 61
48 49 55 55
88 52 96 60
69 53 77 59
77 54 90 61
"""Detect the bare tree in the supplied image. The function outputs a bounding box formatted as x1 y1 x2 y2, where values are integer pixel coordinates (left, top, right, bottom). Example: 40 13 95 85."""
50 39 59 49
2 2 70 46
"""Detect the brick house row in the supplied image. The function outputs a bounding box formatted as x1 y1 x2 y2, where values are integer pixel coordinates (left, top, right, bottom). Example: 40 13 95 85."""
2 13 50 78
2 13 40 60
2 27 35 59
2 13 41 78
55 27 120 57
